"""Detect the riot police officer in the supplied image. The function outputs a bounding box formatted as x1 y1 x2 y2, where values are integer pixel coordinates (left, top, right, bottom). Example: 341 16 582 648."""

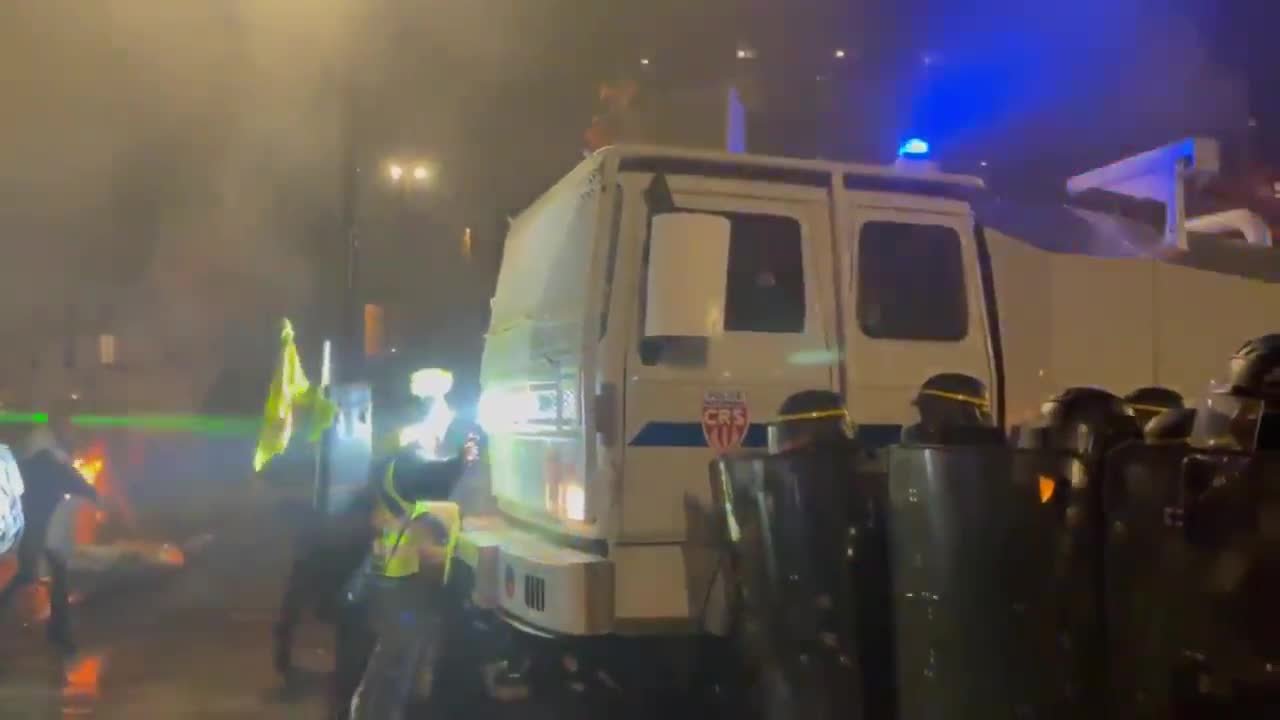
1034 387 1142 456
1123 387 1196 444
1190 334 1280 451
1123 387 1185 430
1143 407 1198 445
767 390 851 453
901 373 996 444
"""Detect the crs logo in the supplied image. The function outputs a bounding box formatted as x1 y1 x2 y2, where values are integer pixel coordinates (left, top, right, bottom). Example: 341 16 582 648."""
504 564 516 600
702 390 749 453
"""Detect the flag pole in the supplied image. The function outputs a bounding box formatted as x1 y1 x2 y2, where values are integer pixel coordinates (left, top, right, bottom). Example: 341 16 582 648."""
313 340 333 512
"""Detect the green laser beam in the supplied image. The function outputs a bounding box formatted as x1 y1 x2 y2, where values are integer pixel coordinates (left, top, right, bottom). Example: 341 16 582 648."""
0 412 259 437
0 412 48 425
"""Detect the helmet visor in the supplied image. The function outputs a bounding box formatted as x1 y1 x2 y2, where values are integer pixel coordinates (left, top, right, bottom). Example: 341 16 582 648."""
1191 386 1262 450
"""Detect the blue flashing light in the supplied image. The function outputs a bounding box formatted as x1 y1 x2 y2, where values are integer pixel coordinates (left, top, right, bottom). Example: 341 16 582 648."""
898 138 931 158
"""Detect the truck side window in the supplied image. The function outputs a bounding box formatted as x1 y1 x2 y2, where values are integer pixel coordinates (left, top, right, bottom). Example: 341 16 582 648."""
857 221 967 341
722 212 805 334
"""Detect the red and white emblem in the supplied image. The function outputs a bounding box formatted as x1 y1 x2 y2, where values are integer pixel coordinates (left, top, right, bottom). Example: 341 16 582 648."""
702 390 749 453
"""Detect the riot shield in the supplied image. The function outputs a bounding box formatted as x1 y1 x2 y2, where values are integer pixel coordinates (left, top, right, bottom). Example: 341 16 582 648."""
711 443 867 720
886 444 1092 718
1105 445 1280 716
319 382 373 516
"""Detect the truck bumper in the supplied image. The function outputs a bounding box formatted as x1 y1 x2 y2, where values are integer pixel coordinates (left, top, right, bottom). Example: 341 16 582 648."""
457 516 614 636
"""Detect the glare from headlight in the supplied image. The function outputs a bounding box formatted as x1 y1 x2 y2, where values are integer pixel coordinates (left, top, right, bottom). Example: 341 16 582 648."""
562 483 586 522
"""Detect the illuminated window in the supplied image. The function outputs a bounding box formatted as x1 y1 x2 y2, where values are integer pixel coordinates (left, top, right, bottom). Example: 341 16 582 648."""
98 334 116 366
364 304 386 357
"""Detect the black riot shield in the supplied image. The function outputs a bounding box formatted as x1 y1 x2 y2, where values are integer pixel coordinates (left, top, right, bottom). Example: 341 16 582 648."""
711 443 868 720
886 444 1094 719
318 382 374 516
1105 445 1280 717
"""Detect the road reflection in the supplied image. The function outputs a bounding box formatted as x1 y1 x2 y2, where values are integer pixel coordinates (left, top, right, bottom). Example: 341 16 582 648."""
62 653 104 716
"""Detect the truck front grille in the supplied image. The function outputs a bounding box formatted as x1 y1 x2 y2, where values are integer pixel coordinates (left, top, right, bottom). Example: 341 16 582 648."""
524 574 546 612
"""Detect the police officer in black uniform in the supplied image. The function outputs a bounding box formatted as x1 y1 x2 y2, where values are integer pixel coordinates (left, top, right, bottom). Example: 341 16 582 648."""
901 373 997 444
767 390 851 453
1190 334 1280 451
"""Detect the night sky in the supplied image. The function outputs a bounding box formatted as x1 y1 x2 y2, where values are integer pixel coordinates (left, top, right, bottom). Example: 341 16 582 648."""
0 1 1275 402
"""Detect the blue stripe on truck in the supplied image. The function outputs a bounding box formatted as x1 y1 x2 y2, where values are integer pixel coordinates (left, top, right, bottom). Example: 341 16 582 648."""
626 422 768 448
626 422 903 448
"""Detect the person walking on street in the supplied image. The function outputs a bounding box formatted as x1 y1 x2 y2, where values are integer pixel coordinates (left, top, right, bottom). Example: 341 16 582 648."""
0 407 99 657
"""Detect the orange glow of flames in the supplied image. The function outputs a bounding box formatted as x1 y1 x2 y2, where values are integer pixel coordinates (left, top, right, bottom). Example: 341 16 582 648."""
72 446 108 544
73 453 104 487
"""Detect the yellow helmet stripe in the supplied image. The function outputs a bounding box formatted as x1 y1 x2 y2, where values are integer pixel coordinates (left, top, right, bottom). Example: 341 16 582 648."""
774 408 850 423
917 389 990 408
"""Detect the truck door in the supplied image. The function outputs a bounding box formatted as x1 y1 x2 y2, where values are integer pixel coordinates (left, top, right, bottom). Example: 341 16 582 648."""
619 176 836 543
840 194 994 437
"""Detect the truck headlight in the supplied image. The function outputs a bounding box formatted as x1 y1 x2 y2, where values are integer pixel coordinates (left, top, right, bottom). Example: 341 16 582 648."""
562 483 586 522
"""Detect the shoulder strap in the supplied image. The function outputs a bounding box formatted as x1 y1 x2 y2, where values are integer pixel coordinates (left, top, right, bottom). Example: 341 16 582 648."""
386 511 416 559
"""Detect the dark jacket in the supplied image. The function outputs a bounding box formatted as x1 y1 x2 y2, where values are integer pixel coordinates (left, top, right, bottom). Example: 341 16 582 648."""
16 449 99 541
285 486 377 624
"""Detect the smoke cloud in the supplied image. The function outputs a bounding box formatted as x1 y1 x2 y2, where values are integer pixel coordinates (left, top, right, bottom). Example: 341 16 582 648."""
0 1 361 384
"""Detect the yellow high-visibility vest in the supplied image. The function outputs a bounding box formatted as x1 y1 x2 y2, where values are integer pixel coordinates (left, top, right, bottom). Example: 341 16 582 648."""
415 500 460 584
371 462 460 581
371 467 416 578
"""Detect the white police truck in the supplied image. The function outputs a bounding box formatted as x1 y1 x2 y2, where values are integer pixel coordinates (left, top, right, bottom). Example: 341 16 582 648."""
459 137 1280 667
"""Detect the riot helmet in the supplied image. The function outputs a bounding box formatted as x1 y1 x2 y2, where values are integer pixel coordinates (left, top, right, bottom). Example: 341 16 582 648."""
1038 387 1142 458
912 374 993 428
1143 407 1197 445
1190 335 1280 451
1217 334 1280 398
767 390 851 453
1123 386 1185 431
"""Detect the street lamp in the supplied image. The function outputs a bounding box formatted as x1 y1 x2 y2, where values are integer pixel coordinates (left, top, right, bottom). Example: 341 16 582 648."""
387 160 433 186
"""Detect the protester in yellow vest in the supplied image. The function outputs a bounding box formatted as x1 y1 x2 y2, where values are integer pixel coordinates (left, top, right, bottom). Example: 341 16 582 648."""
351 453 468 720
370 456 462 584
350 369 475 720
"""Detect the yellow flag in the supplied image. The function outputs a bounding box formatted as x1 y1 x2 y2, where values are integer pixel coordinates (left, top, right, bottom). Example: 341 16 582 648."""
253 319 311 472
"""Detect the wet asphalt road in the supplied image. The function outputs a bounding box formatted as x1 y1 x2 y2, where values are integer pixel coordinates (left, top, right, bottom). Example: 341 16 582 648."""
0 481 680 720
0 485 331 718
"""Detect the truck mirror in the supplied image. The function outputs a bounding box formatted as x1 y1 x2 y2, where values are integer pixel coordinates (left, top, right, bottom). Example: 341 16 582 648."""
645 212 731 339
